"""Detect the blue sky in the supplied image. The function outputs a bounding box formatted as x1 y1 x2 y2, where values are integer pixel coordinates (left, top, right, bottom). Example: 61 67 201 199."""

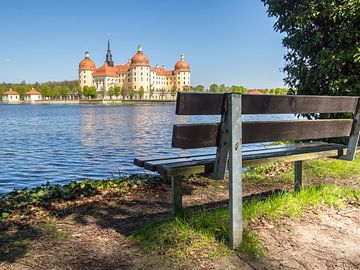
0 0 286 88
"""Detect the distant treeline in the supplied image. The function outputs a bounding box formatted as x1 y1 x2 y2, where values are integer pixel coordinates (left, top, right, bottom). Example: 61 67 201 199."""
0 80 81 99
0 80 288 100
190 84 288 95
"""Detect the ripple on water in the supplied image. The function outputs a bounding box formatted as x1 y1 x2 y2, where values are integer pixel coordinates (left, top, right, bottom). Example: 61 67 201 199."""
0 104 295 193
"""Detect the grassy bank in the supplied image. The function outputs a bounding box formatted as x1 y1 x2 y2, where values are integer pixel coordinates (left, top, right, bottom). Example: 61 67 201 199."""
1 156 360 266
131 184 360 264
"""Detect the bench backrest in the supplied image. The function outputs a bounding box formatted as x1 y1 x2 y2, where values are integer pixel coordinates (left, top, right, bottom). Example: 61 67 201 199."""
173 92 360 179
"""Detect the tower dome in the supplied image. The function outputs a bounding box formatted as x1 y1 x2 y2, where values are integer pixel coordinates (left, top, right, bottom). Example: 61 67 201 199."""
131 45 150 66
79 51 96 71
174 53 190 71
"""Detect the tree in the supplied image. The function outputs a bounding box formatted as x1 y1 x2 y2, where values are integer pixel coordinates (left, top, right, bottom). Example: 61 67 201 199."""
219 84 226 92
121 86 128 99
149 85 155 99
209 84 219 93
138 86 145 99
129 86 135 99
231 85 247 94
39 85 52 99
182 85 191 91
113 86 121 98
171 85 177 98
82 86 90 98
262 0 360 96
89 86 98 99
108 86 115 99
195 85 205 92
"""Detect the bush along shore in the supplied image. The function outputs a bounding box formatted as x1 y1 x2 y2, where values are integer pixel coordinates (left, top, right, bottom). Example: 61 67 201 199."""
0 157 360 268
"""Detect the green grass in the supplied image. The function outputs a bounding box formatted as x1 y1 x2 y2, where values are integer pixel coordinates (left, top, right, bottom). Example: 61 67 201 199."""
304 157 360 179
131 184 360 263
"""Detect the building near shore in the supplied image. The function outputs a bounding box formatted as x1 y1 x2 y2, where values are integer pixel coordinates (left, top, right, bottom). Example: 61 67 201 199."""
24 88 42 103
2 89 20 104
78 40 191 100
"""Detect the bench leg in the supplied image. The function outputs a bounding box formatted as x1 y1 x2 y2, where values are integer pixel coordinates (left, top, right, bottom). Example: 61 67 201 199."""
294 160 303 192
171 176 183 217
228 94 243 249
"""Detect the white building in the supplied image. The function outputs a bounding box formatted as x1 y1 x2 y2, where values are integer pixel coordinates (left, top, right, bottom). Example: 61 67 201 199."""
78 40 191 100
24 88 42 103
2 89 20 104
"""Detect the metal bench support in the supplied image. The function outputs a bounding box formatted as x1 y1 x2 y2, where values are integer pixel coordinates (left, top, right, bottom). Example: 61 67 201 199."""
294 160 303 192
171 176 183 217
228 94 243 249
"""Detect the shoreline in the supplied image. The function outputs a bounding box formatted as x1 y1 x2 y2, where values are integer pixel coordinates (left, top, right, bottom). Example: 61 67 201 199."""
0 99 176 105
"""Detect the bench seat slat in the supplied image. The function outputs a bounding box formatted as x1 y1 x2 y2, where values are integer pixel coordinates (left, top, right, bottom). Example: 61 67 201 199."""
157 143 345 176
133 153 214 167
144 155 215 171
134 142 335 168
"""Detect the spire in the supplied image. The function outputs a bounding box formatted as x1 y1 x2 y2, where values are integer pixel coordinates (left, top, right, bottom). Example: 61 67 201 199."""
180 53 184 60
106 38 114 67
85 51 90 58
137 45 142 53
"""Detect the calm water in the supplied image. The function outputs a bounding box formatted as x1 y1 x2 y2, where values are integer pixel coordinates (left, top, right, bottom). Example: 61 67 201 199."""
0 104 293 194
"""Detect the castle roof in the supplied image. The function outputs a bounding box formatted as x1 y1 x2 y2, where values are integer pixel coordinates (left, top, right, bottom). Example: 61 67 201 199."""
131 45 150 66
174 53 190 71
92 62 118 77
79 52 96 71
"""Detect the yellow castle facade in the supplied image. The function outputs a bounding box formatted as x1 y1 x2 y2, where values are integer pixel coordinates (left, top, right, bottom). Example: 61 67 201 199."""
78 41 191 100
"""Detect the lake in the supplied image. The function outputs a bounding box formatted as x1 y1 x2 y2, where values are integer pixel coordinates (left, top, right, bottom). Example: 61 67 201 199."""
0 104 293 194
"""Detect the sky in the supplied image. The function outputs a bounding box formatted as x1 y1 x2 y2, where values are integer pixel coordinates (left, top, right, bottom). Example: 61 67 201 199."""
0 0 286 88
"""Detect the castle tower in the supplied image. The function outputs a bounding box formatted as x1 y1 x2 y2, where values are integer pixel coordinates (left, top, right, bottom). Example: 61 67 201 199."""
105 39 114 67
130 45 151 97
174 53 191 91
79 51 96 89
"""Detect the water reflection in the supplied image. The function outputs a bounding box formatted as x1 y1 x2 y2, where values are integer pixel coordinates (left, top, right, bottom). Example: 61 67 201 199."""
0 104 295 194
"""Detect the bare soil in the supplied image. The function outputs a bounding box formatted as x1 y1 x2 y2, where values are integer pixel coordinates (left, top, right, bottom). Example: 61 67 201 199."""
0 176 359 270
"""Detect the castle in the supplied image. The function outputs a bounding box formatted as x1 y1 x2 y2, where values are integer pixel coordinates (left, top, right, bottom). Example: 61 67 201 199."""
78 40 191 100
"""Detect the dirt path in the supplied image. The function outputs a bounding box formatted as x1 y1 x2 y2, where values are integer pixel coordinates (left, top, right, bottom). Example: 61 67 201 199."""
0 177 359 270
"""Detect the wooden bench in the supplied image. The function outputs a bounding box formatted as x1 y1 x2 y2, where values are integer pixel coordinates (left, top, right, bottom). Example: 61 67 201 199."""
134 92 360 249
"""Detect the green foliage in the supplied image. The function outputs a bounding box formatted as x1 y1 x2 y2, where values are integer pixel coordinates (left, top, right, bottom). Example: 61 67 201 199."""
132 184 359 263
182 85 191 91
129 86 135 99
0 174 169 222
121 86 129 98
108 86 115 99
194 85 205 92
138 86 145 99
89 86 98 99
262 0 360 96
113 86 121 98
209 83 219 93
170 86 177 96
231 85 247 94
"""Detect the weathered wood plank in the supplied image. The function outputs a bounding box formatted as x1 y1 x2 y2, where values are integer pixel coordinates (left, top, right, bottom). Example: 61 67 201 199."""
294 161 303 192
228 94 243 249
156 147 346 176
211 94 230 180
243 119 353 143
172 123 220 148
171 176 183 217
144 154 215 171
341 99 360 160
133 153 215 167
176 92 359 115
172 120 353 148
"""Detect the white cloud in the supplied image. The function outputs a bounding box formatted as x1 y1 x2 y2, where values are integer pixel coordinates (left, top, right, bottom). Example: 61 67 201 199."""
3 58 12 62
